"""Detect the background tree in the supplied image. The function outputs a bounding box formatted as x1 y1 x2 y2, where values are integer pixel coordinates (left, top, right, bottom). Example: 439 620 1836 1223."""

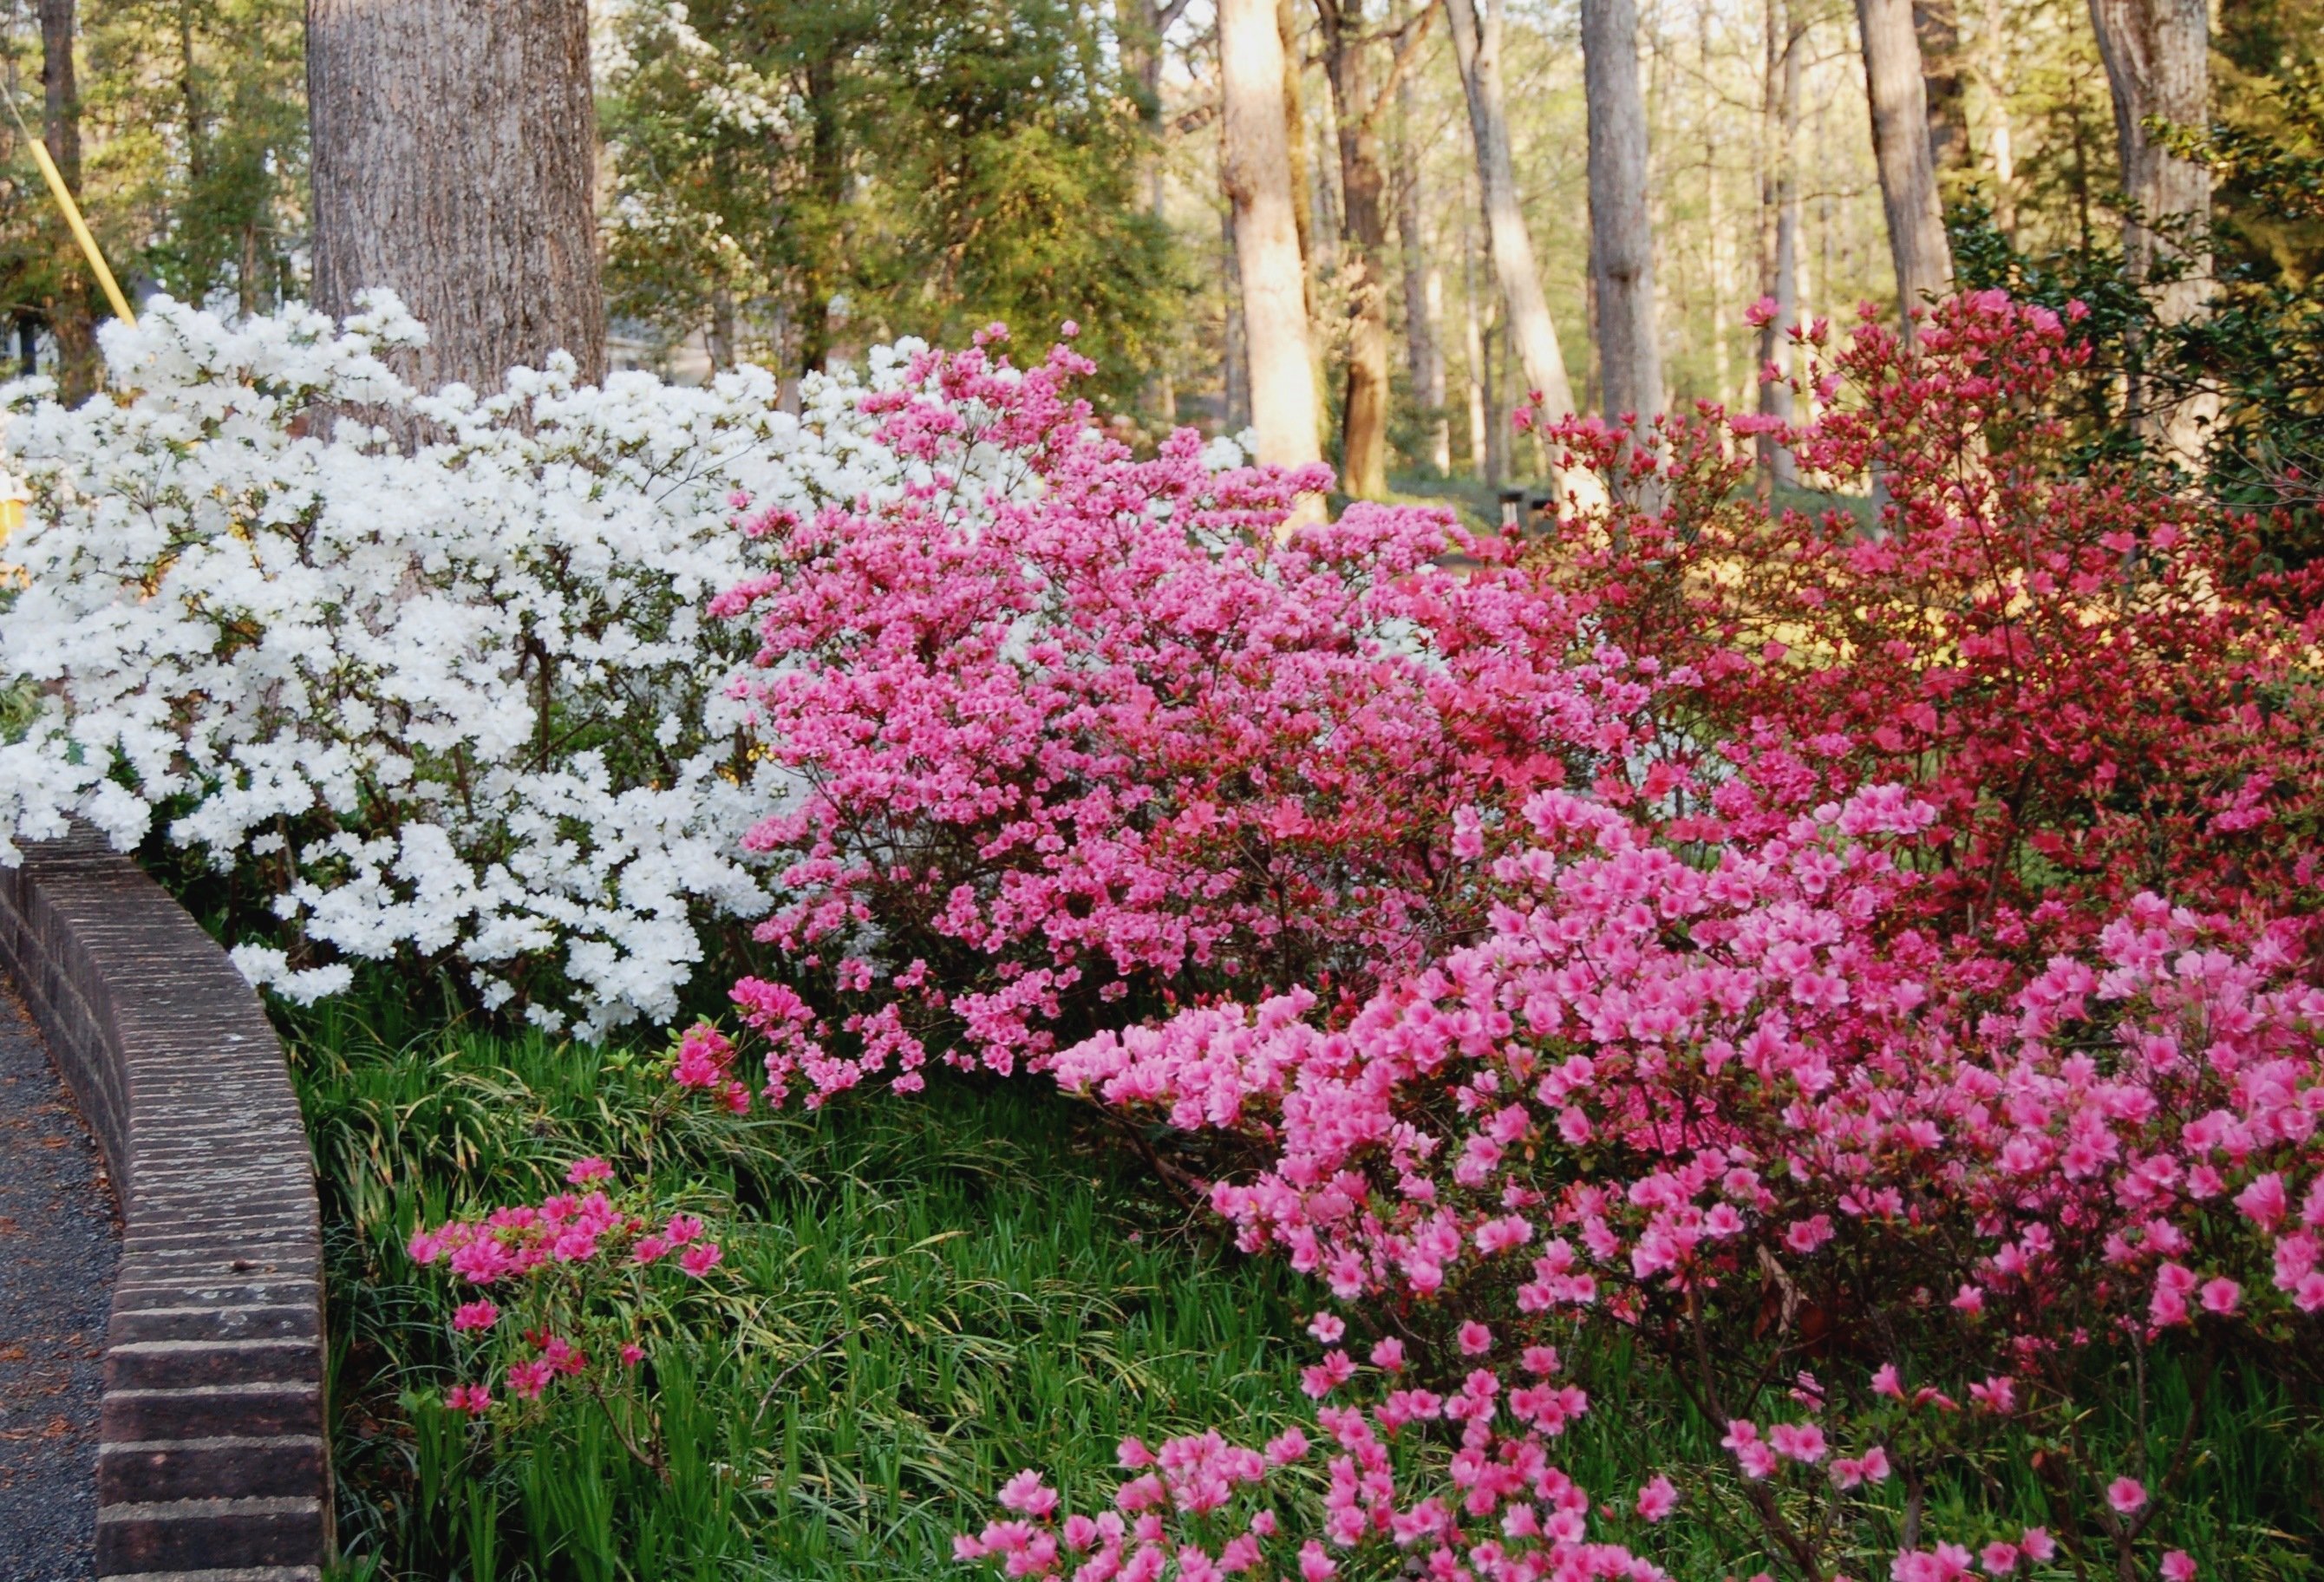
1220 0 1322 472
1444 0 1581 441
1583 0 1662 429
2086 0 2212 459
1857 0 1955 328
307 0 605 392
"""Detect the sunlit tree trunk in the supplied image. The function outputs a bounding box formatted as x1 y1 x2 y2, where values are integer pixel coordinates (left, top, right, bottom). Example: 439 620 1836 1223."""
308 0 606 399
1443 0 1580 428
2086 0 2214 465
1583 0 1665 428
1855 0 1954 333
1220 0 1325 475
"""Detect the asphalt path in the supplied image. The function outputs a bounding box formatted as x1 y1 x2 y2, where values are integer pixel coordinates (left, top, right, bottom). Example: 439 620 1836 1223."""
0 979 120 1579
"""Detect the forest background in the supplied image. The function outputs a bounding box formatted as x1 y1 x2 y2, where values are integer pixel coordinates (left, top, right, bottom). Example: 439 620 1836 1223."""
7 0 2321 520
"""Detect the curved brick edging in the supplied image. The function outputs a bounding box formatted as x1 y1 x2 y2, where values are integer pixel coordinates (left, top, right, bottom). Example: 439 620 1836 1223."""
0 823 330 1581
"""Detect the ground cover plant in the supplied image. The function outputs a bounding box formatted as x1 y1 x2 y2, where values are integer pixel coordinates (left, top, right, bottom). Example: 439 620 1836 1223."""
290 978 1316 1580
8 293 2323 1580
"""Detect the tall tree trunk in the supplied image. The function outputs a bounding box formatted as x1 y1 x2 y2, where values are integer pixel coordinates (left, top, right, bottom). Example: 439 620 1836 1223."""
1583 0 1665 428
38 0 95 399
1278 0 1318 317
1316 0 1398 498
799 49 847 376
1701 0 1737 416
2086 0 2214 465
1759 0 1801 488
1394 20 1450 473
1912 0 1967 176
1122 0 1188 424
1221 0 1326 475
1856 0 1954 333
1224 206 1251 431
1461 199 1490 480
1977 0 2017 233
1444 0 1580 428
308 0 606 401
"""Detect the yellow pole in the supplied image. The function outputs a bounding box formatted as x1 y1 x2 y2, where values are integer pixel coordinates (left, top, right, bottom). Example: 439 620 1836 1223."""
27 137 133 328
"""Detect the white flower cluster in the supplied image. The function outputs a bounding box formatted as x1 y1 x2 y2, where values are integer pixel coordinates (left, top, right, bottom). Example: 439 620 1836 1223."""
0 295 930 1036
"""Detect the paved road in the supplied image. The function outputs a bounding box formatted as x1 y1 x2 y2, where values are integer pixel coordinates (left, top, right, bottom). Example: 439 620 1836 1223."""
0 979 120 1580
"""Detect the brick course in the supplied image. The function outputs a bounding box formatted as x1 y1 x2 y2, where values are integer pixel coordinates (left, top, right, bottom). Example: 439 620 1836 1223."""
0 823 329 1582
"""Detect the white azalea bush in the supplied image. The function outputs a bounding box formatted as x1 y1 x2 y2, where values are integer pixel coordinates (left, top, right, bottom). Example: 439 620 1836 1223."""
0 295 947 1034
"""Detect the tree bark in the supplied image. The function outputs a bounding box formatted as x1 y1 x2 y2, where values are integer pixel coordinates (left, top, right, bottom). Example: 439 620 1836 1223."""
1912 0 1968 176
1221 0 1326 475
1855 0 1954 333
1224 206 1251 431
1394 16 1450 473
1977 0 2017 233
1759 0 1801 488
1444 0 1580 428
2086 0 2214 463
1461 198 1490 480
38 0 95 399
307 0 606 398
1316 0 1397 498
1583 0 1665 427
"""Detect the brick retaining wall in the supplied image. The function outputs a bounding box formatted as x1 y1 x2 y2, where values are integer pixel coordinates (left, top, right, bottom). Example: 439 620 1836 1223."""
0 823 330 1580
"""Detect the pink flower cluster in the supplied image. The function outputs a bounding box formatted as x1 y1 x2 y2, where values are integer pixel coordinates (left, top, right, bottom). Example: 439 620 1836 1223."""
990 770 2322 1579
708 330 1662 1103
408 1157 723 1415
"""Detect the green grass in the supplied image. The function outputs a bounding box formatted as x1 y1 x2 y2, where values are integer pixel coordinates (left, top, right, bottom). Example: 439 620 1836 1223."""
286 991 1313 1580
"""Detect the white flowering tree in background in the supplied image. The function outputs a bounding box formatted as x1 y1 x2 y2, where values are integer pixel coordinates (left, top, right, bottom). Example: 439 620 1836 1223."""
0 296 941 1035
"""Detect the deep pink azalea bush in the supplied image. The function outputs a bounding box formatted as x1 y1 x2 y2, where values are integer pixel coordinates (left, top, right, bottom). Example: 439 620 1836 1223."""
963 781 2324 1581
1523 291 2324 958
711 329 1665 1101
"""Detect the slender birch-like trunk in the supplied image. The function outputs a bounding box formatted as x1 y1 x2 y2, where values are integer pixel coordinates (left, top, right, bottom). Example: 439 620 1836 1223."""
1221 0 1326 474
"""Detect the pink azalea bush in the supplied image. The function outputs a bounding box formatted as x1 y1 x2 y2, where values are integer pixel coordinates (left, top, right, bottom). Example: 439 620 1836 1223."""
395 301 2323 1576
971 777 2322 1580
708 328 1663 1101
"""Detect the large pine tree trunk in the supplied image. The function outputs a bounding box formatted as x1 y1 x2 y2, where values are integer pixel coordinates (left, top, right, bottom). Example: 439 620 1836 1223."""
307 0 606 396
2086 0 2213 463
1444 0 1579 428
1220 0 1325 474
1582 0 1665 427
1855 0 1953 333
1317 0 1394 498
